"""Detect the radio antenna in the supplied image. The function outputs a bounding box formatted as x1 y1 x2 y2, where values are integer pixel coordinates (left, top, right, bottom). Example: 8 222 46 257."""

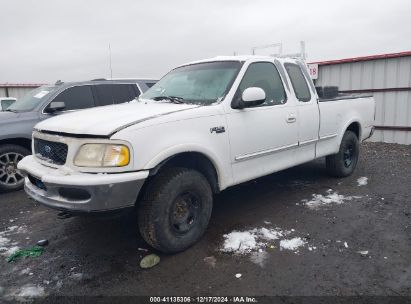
108 43 113 79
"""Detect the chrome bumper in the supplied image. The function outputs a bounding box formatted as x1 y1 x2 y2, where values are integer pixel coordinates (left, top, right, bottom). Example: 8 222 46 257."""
18 156 148 213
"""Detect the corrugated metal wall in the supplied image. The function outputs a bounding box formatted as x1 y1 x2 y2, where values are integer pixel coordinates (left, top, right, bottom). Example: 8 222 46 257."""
0 87 39 99
315 56 411 145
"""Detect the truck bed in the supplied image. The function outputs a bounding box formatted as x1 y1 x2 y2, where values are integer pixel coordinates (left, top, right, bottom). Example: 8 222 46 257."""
319 94 373 102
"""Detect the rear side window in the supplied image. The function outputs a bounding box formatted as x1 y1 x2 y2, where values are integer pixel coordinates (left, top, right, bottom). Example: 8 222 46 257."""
94 84 138 106
284 63 311 102
94 85 114 106
111 84 139 104
145 82 156 88
54 86 95 110
237 62 286 107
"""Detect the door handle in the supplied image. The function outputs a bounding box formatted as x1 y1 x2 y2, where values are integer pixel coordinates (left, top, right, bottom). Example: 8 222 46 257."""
286 114 297 123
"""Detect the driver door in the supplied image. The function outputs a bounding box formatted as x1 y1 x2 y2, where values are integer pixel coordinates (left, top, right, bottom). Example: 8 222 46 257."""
225 61 299 184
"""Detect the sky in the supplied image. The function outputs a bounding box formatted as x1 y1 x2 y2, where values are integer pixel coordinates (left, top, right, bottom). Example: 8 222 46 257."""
0 0 410 83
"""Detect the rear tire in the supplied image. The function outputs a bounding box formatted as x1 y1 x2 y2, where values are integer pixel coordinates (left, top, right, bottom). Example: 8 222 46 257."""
326 131 359 177
0 144 30 193
138 167 213 253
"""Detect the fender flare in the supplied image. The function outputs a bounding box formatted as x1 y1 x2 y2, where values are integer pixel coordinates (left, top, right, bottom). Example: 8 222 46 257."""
144 143 230 190
338 119 362 145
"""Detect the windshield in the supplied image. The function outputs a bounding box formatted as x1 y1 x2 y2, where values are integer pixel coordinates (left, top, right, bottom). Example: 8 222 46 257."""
8 85 57 112
141 61 243 105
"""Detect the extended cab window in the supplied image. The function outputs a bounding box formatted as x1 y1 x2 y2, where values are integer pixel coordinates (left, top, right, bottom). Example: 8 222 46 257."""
53 86 95 110
237 62 286 107
285 63 311 102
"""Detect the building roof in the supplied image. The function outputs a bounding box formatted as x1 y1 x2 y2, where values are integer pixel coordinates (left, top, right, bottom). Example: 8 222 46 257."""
310 51 411 66
0 83 46 88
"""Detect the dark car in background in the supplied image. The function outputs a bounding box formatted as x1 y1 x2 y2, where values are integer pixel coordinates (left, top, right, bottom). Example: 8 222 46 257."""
0 78 156 192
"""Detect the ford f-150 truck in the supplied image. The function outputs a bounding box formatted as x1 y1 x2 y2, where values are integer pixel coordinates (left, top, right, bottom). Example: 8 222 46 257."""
18 56 375 253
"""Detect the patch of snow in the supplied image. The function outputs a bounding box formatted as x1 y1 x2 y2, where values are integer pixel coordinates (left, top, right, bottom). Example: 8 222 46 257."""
5 226 19 233
263 221 271 225
303 191 361 209
357 250 368 256
344 242 348 248
235 273 242 278
280 238 306 252
221 227 287 254
0 225 27 259
1 246 19 257
357 177 368 186
20 268 31 275
0 235 10 247
259 227 283 240
17 226 27 234
221 231 257 254
16 284 45 299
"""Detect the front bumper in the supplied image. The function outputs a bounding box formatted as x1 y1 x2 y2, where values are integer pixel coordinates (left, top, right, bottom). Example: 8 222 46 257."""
18 156 148 213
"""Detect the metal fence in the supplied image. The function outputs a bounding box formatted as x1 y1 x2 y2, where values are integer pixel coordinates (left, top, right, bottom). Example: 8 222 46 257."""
0 84 44 99
313 52 411 145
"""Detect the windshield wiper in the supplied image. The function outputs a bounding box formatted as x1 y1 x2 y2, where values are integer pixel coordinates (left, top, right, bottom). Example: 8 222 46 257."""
5 109 18 113
152 96 185 104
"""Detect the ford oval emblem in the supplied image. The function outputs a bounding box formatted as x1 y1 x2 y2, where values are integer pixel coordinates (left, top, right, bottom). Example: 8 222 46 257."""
44 145 52 153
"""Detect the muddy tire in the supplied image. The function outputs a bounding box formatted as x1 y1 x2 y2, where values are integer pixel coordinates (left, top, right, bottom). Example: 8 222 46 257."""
138 167 213 253
0 144 30 193
326 130 359 177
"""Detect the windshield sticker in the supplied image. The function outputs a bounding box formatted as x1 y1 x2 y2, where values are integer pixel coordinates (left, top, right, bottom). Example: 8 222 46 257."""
34 91 50 99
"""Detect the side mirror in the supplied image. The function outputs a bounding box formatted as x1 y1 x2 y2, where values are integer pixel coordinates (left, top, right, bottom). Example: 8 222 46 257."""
240 87 266 108
45 101 66 113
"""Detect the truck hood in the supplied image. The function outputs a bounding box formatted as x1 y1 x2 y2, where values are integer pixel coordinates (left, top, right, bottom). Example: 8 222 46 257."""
34 102 199 136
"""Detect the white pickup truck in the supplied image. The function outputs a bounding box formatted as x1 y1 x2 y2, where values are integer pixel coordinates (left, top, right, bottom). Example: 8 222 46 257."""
18 56 375 253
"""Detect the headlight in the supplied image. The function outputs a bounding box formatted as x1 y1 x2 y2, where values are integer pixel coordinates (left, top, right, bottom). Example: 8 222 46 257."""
74 144 130 167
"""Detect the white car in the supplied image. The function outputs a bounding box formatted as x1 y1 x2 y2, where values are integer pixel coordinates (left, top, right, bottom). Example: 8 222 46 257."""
18 56 375 253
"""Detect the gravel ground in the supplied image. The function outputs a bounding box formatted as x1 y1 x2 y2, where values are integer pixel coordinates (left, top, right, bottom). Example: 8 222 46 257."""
0 142 410 302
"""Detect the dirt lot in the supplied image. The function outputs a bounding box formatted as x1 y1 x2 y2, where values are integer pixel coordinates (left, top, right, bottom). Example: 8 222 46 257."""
0 142 410 302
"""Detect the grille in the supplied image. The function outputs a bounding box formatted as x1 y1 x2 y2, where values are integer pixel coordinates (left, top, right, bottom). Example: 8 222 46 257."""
34 138 68 165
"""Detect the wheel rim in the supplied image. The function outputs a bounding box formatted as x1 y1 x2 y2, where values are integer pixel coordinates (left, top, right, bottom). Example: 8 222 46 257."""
0 152 25 187
170 192 201 234
343 144 354 168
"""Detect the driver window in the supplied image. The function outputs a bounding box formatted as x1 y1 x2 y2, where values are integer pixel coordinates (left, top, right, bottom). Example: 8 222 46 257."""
237 62 287 107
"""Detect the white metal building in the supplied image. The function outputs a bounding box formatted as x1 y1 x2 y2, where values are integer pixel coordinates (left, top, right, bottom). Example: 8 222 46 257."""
0 83 44 99
312 51 411 145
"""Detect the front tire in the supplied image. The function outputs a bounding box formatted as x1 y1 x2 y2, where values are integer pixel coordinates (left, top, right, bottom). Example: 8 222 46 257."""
0 144 30 193
326 130 359 177
138 167 213 253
